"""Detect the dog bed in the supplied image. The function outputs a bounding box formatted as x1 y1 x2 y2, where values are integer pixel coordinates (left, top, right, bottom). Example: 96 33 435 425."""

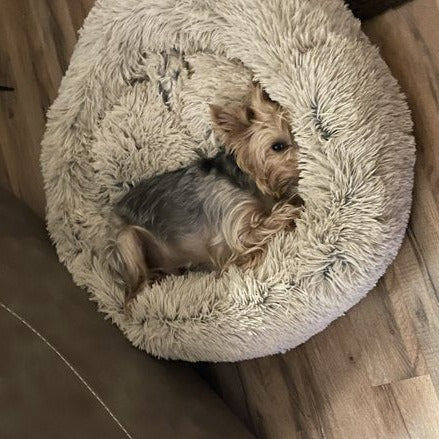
41 0 415 362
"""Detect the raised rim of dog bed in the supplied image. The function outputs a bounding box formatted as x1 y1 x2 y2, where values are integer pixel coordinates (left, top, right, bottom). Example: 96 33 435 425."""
41 0 415 362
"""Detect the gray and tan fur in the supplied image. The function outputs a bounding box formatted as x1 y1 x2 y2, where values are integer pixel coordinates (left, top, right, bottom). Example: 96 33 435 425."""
114 84 301 305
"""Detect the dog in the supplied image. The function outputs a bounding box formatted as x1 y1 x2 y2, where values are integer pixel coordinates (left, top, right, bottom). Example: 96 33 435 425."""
113 83 300 307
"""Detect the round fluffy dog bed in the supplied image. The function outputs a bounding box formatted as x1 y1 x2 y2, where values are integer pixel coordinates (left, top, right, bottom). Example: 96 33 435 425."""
41 0 415 361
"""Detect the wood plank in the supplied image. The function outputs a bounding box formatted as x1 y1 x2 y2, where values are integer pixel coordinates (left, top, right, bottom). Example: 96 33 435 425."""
378 375 439 439
0 0 93 217
348 280 428 387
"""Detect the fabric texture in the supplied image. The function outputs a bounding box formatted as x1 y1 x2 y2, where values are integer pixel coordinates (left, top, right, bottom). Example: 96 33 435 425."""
41 0 415 362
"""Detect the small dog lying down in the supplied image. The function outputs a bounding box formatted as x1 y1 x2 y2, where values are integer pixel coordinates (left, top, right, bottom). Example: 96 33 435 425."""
114 83 301 306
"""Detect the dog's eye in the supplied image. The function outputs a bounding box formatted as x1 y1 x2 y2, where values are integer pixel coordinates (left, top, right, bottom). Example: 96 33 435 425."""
271 142 288 152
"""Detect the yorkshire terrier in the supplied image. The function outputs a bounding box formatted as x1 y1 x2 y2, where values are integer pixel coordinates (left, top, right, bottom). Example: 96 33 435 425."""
114 83 301 307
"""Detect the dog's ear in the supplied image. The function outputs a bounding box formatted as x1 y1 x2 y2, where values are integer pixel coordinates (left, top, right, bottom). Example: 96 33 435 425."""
209 104 250 140
250 82 271 106
249 83 278 123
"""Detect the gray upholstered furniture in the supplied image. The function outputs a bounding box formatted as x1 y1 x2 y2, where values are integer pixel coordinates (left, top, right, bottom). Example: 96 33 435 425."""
0 188 253 439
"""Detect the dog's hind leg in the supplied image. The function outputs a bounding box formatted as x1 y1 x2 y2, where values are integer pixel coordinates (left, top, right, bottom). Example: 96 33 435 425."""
115 225 167 309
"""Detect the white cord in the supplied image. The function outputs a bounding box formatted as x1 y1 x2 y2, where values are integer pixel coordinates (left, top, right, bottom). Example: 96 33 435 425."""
0 301 134 439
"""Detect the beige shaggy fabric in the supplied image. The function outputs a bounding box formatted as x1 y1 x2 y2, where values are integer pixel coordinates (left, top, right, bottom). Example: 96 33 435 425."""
41 0 415 361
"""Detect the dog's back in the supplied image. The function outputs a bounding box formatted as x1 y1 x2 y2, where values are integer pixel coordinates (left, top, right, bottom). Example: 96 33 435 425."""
113 151 263 300
115 166 205 243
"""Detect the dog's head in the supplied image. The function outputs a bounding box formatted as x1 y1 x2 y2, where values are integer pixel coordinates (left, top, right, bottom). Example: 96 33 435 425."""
210 83 299 198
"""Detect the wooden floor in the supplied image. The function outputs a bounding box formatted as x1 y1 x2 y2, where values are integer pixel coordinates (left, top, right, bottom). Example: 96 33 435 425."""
1 0 439 437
